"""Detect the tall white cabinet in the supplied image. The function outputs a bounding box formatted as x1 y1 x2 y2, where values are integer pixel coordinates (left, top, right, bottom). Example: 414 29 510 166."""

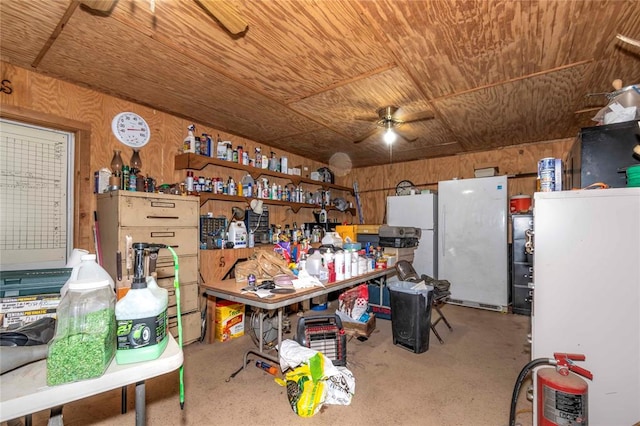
532 188 640 424
97 191 202 344
437 176 508 311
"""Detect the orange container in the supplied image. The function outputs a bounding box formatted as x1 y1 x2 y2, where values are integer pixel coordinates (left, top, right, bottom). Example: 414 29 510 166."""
335 225 356 242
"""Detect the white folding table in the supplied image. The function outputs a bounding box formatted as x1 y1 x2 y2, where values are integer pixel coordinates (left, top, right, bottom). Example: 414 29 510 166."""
0 334 183 425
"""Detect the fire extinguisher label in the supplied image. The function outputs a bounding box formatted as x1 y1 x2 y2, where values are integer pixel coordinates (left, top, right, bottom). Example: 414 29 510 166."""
542 384 588 424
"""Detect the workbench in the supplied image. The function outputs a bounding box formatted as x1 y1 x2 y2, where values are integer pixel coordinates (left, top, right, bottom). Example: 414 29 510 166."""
0 334 183 425
200 268 394 368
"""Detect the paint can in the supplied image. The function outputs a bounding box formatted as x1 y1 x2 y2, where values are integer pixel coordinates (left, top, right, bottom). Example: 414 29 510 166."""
538 157 556 192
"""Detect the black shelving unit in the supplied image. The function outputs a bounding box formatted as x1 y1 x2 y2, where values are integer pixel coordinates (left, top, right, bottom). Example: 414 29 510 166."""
511 214 533 316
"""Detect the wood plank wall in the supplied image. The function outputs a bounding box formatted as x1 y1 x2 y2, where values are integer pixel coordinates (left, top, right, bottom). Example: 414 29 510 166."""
1 61 574 252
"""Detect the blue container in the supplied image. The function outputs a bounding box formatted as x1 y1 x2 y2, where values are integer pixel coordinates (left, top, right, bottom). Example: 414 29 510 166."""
367 283 391 320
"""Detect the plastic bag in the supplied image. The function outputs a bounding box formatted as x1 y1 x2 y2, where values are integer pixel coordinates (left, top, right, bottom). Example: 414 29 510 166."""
338 284 369 321
234 249 294 282
277 339 355 417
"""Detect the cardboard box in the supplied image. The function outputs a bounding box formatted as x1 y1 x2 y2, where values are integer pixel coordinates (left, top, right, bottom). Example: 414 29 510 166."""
0 294 61 313
383 247 415 264
2 308 57 328
342 313 376 338
215 300 245 342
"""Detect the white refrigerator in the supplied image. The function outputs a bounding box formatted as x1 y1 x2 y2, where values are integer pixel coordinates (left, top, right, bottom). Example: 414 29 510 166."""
386 192 437 279
532 188 640 425
437 175 508 311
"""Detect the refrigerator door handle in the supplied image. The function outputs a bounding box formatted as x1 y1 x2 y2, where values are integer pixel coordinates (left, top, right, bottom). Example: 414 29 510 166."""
441 205 446 257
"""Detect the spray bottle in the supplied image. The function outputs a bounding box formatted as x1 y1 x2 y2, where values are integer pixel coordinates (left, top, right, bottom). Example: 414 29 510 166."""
183 124 196 153
115 243 169 364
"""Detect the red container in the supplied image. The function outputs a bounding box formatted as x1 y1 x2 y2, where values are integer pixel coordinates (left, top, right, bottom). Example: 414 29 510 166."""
510 194 531 214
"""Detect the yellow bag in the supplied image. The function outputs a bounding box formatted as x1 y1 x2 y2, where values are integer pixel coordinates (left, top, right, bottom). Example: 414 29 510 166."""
276 353 328 417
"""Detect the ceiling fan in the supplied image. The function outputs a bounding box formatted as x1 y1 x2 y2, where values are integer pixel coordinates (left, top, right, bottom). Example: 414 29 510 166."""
353 105 434 144
79 0 248 34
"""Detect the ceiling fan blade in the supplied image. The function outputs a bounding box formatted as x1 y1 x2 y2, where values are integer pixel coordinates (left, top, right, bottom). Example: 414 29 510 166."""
400 110 435 123
354 115 379 122
196 0 248 35
353 127 380 144
79 0 118 13
396 129 418 143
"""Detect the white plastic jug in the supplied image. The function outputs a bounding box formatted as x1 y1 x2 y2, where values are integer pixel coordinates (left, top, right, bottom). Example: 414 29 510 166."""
61 254 114 297
321 231 343 248
305 251 323 277
115 275 168 365
47 278 116 385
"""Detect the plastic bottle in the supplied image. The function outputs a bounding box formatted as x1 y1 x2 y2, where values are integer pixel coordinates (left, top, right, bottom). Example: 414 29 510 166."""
306 251 323 279
255 147 261 167
186 171 194 194
115 243 169 365
228 176 236 196
344 250 352 279
61 253 115 297
47 278 116 385
351 252 359 277
335 250 345 281
237 145 243 164
121 165 130 191
183 124 196 153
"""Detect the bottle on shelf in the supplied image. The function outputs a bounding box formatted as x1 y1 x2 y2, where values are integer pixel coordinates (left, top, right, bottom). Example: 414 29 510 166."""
183 124 196 153
269 152 278 172
121 165 130 191
186 171 194 195
228 176 236 196
255 147 261 167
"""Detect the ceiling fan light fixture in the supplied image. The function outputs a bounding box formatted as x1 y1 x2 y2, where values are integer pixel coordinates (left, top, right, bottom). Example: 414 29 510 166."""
383 127 397 144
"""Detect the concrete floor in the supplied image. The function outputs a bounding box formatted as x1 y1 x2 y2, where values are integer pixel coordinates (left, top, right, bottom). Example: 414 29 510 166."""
6 304 534 426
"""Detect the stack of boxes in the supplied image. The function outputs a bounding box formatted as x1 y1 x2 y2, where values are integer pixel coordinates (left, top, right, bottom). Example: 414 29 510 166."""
0 268 70 329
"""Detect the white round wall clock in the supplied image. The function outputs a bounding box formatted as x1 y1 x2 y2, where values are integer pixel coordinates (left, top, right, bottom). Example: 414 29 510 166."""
111 112 151 148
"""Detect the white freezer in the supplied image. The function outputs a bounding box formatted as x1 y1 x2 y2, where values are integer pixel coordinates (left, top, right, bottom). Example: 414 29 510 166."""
437 176 508 311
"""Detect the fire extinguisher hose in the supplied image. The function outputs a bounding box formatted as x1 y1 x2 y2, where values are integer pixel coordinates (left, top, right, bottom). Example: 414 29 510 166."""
509 357 553 426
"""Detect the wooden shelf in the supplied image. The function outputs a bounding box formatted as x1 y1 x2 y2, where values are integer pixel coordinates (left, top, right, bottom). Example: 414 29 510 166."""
196 192 355 214
175 153 354 194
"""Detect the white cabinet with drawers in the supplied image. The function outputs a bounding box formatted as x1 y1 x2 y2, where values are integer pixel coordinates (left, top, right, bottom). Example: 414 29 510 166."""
97 190 201 344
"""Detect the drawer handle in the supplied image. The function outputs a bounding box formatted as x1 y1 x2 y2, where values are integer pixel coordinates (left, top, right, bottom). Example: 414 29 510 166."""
219 256 226 267
147 215 180 220
151 231 175 238
150 201 176 209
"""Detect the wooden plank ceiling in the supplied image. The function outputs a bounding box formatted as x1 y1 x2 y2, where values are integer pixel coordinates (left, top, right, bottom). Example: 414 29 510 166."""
1 0 639 168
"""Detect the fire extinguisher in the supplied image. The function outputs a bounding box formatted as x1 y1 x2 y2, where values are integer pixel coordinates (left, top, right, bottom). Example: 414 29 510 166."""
509 353 593 426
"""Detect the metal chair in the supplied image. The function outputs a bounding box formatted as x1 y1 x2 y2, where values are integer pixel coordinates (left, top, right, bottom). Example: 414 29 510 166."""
394 260 453 344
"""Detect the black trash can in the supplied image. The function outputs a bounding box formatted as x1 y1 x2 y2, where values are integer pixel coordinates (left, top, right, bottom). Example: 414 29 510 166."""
388 281 434 353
